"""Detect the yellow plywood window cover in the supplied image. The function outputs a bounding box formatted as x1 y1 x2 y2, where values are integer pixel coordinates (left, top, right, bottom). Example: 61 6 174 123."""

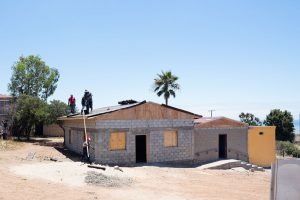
110 132 126 150
164 130 178 147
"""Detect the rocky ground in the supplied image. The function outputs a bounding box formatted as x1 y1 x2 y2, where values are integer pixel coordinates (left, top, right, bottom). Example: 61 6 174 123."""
0 137 271 200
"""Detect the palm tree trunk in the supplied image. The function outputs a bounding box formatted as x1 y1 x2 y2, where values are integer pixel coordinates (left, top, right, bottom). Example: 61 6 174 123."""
165 98 168 105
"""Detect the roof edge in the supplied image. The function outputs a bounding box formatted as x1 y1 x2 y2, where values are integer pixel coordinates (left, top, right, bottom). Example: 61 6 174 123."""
58 100 202 120
160 103 202 118
194 116 248 128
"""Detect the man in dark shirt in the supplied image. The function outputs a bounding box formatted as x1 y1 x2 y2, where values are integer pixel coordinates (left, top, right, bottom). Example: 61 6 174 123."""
81 90 93 114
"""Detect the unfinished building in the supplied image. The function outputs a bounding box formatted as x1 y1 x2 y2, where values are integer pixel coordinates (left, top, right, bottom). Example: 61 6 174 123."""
59 101 249 165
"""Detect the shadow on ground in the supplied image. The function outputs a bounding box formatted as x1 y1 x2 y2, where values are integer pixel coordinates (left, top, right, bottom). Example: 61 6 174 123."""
12 137 62 147
12 137 82 162
54 146 82 162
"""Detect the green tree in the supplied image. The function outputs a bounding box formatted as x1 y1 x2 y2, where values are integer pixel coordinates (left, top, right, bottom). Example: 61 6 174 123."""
13 95 48 140
8 55 59 101
46 100 69 144
264 109 295 142
239 112 262 126
153 71 180 105
46 100 69 124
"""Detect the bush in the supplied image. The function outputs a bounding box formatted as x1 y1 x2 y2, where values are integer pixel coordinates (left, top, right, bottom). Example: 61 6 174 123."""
292 149 300 158
277 141 300 157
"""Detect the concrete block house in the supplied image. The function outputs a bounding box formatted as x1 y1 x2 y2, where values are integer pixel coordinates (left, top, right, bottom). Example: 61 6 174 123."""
0 94 13 123
193 117 248 163
59 101 250 165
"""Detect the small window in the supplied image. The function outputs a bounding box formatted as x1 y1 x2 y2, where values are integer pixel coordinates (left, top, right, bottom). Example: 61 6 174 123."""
110 132 126 150
164 130 178 147
69 129 72 144
259 132 264 135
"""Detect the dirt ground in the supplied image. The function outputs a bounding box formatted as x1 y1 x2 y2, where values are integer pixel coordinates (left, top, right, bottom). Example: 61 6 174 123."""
0 138 271 200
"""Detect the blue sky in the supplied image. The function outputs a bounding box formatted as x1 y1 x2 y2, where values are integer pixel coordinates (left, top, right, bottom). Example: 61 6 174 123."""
0 0 299 121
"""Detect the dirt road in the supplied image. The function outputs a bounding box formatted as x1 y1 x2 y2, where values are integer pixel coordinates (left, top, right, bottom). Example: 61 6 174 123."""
0 138 270 200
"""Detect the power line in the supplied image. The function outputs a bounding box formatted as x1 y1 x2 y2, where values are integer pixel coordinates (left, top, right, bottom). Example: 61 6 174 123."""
208 109 216 118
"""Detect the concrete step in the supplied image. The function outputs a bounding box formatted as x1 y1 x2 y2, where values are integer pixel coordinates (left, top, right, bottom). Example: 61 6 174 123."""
198 159 242 170
198 159 265 172
256 167 265 172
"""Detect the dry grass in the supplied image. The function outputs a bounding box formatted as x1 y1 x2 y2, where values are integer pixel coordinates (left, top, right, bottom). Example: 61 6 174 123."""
0 139 23 151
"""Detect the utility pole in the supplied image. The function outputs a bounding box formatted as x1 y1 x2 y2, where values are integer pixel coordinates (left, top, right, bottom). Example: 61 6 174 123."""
208 109 215 118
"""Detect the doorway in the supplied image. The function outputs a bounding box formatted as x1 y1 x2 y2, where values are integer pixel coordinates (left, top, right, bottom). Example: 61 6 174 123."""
219 134 227 159
136 135 147 163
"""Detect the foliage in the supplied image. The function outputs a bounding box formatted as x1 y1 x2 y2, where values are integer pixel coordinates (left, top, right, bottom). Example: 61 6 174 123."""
46 100 69 125
264 109 295 142
8 55 59 100
153 71 180 105
277 141 300 158
47 100 69 145
12 95 48 139
239 112 262 126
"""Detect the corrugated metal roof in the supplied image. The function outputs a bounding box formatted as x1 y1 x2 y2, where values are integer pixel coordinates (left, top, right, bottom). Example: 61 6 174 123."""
63 101 145 119
86 101 144 117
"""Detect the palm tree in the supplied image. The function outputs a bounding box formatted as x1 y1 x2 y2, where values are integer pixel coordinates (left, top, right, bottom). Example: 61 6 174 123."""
153 71 180 105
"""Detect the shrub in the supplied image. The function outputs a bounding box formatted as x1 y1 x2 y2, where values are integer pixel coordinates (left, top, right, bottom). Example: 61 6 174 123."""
277 141 299 157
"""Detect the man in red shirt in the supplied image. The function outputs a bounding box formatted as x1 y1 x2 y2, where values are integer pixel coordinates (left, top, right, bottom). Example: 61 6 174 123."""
68 94 76 114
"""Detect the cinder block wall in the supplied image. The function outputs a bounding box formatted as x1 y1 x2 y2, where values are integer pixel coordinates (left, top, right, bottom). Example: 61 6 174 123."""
64 121 248 165
65 127 85 155
148 129 193 163
92 119 194 165
64 127 97 161
227 128 248 161
94 129 136 165
194 129 219 163
194 127 248 163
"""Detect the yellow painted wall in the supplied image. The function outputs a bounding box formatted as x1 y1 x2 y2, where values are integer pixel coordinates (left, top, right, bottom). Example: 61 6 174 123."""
248 126 276 167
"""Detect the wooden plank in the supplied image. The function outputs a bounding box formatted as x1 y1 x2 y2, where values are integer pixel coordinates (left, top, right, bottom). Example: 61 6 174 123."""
110 132 126 150
87 165 106 170
63 118 96 127
164 130 177 147
95 102 199 121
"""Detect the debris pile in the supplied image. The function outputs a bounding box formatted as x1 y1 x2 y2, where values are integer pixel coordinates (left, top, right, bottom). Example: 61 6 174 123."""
85 171 132 187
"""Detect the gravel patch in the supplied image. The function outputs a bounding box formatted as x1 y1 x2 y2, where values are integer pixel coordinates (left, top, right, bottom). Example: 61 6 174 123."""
85 171 133 187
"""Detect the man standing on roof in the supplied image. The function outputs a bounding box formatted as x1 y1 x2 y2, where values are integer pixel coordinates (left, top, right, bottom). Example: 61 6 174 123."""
87 91 93 112
81 90 93 115
68 94 76 114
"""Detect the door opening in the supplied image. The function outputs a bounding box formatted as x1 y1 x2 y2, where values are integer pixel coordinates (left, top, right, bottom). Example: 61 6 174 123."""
219 134 227 159
136 135 147 163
